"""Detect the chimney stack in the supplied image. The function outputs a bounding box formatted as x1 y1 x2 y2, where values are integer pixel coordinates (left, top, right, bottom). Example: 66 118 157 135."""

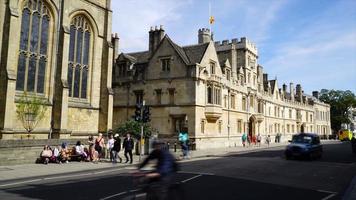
112 33 120 60
149 25 165 54
296 84 303 102
290 83 294 101
312 91 319 99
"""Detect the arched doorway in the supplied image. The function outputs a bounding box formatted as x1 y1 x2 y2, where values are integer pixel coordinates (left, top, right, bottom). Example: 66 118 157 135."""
248 116 256 137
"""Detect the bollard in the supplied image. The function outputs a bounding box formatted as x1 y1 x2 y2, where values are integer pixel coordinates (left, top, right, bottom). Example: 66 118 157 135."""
174 142 177 152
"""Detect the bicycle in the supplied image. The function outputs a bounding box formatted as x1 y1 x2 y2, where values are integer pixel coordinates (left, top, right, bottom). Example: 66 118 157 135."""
121 170 186 200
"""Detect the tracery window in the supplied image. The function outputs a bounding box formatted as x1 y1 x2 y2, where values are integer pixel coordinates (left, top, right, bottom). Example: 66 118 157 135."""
68 16 91 99
16 0 51 94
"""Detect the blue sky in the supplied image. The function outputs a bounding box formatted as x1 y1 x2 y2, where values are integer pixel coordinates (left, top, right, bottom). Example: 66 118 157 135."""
111 0 356 95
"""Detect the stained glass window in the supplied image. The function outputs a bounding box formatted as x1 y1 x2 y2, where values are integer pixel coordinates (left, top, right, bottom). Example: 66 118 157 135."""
67 16 91 99
16 0 50 94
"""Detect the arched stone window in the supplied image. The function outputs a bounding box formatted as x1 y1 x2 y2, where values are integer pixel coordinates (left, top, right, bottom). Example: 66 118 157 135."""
68 15 91 99
207 86 212 104
16 0 51 94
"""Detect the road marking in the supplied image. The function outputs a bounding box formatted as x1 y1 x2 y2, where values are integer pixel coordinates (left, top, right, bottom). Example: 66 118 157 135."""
0 179 42 187
178 171 214 176
321 193 337 200
0 168 125 188
99 191 127 200
181 174 202 183
317 190 337 200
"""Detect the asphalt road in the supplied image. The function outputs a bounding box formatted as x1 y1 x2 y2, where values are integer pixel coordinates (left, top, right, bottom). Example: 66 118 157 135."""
0 140 355 200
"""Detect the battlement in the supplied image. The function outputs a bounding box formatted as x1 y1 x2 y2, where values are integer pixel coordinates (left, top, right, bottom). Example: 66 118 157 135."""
198 28 211 34
215 37 258 56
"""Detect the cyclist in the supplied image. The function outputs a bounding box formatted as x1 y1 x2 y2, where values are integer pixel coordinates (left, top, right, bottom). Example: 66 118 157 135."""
137 140 179 199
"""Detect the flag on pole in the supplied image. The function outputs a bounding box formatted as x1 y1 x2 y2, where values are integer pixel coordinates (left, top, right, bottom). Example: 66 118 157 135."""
209 15 215 24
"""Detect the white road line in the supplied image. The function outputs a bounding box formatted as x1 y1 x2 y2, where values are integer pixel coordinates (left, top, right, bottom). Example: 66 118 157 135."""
0 168 125 188
317 190 337 200
0 179 42 187
321 193 337 200
317 189 336 194
178 171 214 176
181 174 202 183
99 191 127 200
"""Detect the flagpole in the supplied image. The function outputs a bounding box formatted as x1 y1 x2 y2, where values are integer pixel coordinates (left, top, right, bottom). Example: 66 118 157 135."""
209 2 212 36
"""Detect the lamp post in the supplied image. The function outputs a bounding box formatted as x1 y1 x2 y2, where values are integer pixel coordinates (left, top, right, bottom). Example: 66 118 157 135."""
246 90 252 137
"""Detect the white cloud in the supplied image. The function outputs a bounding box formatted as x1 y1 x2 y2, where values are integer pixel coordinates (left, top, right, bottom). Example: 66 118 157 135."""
112 0 192 52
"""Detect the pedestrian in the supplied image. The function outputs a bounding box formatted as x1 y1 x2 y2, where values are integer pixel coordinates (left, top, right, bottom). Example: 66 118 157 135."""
107 134 115 162
88 135 98 162
95 133 105 160
247 134 251 147
252 134 257 146
242 133 247 147
266 135 271 147
257 134 261 147
112 133 122 163
178 127 189 159
123 133 134 164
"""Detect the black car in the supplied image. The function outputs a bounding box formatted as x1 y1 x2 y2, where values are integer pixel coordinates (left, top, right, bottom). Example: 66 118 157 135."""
285 133 323 160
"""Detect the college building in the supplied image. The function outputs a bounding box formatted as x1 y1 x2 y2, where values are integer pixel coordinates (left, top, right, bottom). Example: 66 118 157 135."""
113 27 331 149
0 0 331 150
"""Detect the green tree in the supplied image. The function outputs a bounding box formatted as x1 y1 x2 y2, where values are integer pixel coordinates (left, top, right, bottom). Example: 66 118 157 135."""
113 120 154 139
319 89 356 132
16 92 48 137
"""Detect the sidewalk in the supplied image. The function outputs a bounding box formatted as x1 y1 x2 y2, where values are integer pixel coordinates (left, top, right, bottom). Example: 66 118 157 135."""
0 142 287 182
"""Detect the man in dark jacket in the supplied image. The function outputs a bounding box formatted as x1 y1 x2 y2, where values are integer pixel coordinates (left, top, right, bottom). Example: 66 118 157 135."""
123 133 134 164
112 134 122 163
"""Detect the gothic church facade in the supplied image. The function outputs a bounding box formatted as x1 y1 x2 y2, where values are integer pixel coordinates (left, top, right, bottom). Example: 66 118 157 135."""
0 0 115 139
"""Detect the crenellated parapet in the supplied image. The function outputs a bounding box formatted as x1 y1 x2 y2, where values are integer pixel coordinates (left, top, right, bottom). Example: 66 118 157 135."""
215 37 258 56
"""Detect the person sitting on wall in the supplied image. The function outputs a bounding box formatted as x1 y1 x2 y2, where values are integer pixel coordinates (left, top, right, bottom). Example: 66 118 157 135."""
59 142 69 164
75 141 88 160
40 145 53 165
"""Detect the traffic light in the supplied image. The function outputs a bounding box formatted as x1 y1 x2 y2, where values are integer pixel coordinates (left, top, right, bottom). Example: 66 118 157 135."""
142 106 151 123
133 104 142 122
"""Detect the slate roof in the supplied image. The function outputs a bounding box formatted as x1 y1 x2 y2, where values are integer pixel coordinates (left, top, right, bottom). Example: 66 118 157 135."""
182 43 210 65
122 36 210 66
127 51 150 63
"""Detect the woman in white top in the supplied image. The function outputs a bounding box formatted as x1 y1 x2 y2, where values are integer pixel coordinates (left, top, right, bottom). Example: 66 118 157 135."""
107 134 115 161
75 141 87 159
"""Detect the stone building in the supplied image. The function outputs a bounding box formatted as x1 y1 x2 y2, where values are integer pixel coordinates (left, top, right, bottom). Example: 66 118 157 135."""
0 0 115 139
113 26 331 149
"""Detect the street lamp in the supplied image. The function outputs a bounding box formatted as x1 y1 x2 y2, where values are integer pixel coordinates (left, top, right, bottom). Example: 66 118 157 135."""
246 90 252 136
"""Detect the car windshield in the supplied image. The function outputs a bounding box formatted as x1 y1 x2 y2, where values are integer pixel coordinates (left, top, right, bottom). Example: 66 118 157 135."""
292 135 313 144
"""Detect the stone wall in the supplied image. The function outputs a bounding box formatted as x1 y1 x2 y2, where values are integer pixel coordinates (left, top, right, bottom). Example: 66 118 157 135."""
0 139 86 166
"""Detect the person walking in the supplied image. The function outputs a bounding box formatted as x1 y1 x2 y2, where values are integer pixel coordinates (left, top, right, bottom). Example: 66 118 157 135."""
112 133 122 163
95 133 105 160
123 133 134 164
107 134 115 162
266 135 271 147
247 134 251 147
257 133 262 147
178 127 189 159
242 133 247 147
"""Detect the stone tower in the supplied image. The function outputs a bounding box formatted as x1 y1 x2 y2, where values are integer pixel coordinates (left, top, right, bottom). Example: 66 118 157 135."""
198 28 211 44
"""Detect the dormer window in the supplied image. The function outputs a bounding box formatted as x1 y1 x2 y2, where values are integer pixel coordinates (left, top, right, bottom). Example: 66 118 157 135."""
226 69 230 80
161 58 170 71
118 62 126 77
210 62 215 74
